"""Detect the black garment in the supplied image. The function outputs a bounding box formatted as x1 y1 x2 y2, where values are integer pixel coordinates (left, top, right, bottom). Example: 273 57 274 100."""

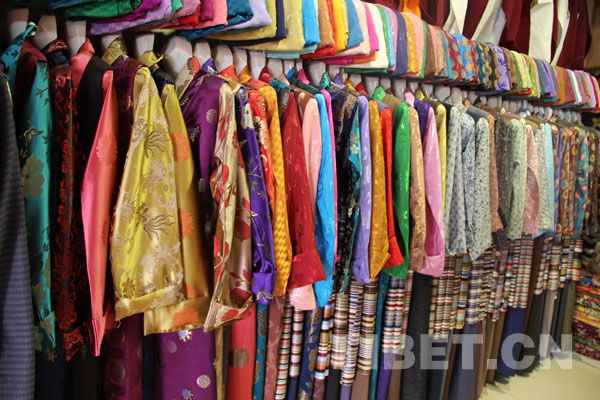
77 55 108 158
142 335 155 400
401 273 432 400
550 287 565 349
427 335 452 400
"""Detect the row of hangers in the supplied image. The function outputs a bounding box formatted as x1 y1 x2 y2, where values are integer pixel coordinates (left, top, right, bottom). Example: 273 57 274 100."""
5 8 584 124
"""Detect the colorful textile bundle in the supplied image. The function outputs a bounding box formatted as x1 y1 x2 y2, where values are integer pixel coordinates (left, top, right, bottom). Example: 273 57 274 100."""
574 273 600 360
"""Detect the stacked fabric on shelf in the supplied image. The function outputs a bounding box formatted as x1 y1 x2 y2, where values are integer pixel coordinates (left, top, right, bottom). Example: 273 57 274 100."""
573 273 600 361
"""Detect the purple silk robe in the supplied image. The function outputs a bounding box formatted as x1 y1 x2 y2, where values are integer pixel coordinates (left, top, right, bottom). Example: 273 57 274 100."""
234 85 276 303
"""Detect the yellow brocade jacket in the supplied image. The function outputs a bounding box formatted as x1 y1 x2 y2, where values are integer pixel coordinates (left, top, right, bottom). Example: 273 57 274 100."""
367 99 390 278
138 51 212 334
104 40 184 321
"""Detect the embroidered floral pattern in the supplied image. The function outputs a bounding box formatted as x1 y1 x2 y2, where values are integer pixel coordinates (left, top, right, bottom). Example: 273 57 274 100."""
110 68 184 320
204 82 253 331
45 40 92 360
2 23 56 351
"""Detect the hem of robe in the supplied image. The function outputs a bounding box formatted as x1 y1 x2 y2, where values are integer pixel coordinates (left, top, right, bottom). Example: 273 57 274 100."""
143 294 212 334
114 282 183 320
91 304 115 356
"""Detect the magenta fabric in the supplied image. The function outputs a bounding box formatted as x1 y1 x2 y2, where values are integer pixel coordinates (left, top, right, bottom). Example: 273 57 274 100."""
199 0 214 21
154 329 217 400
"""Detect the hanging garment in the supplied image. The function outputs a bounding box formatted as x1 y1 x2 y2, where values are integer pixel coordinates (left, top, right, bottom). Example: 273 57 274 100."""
556 0 590 70
288 67 338 306
382 93 409 271
367 272 389 400
103 38 185 322
269 77 326 298
226 305 256 400
314 88 337 304
154 327 217 400
499 0 531 55
506 118 527 239
419 0 449 27
405 105 427 272
401 272 432 400
263 296 285 399
286 82 322 309
338 279 365 399
585 0 600 71
253 303 269 400
528 0 554 62
466 107 492 260
405 91 445 276
217 69 267 398
74 39 118 356
295 308 323 398
1 22 55 352
484 111 502 234
348 279 378 399
329 84 361 292
468 0 504 43
203 79 254 330
352 95 373 285
100 37 156 400
372 90 408 273
43 38 92 361
138 51 213 334
220 66 276 305
0 64 35 400
239 69 294 298
367 99 391 278
443 0 467 36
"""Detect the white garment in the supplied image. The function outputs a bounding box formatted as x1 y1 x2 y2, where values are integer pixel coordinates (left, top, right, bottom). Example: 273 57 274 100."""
444 0 505 44
551 0 570 65
471 0 505 44
529 0 554 62
444 0 468 34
